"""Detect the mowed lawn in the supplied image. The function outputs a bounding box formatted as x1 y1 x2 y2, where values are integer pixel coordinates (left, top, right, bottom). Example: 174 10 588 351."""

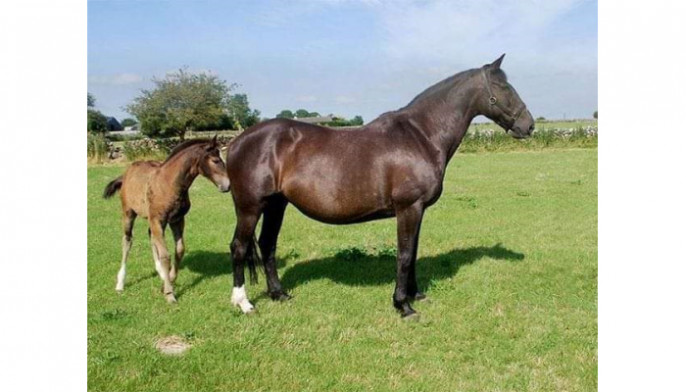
88 148 597 391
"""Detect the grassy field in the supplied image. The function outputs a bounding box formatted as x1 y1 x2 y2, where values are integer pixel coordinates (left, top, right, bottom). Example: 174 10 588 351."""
88 147 597 391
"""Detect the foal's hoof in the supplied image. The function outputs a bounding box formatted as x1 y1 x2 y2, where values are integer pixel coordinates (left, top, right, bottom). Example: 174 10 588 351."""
165 294 178 304
270 291 292 302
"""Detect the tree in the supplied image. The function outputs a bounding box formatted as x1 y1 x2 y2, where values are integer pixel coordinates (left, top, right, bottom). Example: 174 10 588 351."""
87 92 95 108
227 94 261 130
593 110 598 119
126 68 235 139
276 109 294 119
87 109 109 134
324 115 364 127
295 109 312 118
121 118 137 127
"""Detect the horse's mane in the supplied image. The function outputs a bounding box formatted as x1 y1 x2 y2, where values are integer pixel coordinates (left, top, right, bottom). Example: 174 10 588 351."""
403 67 508 109
163 138 212 163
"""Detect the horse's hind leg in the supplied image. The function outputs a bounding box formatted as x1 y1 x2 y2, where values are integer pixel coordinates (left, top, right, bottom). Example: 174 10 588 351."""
230 207 261 313
407 223 426 301
259 195 290 301
169 218 185 284
116 210 136 292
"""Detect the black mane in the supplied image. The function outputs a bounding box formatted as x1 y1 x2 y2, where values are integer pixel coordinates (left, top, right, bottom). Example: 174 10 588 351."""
403 67 508 109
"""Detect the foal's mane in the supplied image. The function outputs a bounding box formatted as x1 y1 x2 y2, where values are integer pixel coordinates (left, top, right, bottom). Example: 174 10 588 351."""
163 138 213 163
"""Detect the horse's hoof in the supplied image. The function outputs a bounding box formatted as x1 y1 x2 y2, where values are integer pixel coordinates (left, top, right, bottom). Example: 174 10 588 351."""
271 292 292 302
115 288 124 294
165 294 178 304
239 302 255 314
414 292 428 301
402 311 420 321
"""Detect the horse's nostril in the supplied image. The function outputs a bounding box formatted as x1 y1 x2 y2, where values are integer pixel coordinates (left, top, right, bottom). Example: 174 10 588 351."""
528 124 535 134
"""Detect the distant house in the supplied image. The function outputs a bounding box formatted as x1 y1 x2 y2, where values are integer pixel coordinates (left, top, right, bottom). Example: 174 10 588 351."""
120 123 140 135
106 117 123 131
293 115 334 125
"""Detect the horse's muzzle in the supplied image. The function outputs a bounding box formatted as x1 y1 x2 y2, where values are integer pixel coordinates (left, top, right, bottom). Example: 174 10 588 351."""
218 181 231 193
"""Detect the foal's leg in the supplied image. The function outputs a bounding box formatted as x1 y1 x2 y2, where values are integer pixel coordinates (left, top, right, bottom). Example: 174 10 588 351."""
258 196 290 301
393 202 424 318
149 218 176 303
230 208 261 313
169 218 185 284
115 210 136 292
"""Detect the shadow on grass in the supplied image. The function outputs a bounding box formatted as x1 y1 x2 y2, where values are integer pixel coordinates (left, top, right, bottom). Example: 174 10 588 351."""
176 250 232 298
281 243 524 291
177 243 524 297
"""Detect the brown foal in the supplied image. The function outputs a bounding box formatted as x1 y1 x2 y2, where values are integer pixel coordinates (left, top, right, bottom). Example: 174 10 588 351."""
103 136 230 303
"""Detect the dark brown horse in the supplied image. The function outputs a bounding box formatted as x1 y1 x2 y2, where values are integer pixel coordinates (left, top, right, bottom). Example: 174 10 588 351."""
103 136 230 303
225 55 534 317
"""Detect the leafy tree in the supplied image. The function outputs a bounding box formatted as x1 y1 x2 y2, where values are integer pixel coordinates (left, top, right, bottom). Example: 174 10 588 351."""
295 109 311 118
324 115 364 127
121 118 137 127
126 68 235 139
87 109 109 134
593 110 598 119
536 116 546 121
87 92 95 108
276 110 294 119
227 93 261 130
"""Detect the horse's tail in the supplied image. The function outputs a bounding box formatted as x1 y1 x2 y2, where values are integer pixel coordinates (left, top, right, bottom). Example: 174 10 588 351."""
103 176 123 199
247 235 264 285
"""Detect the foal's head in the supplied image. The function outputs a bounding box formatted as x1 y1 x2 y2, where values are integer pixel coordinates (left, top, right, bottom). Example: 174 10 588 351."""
166 136 231 192
478 54 535 139
197 136 231 192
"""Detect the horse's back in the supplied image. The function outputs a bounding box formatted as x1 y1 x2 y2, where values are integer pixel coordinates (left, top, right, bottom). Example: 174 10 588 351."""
119 160 161 217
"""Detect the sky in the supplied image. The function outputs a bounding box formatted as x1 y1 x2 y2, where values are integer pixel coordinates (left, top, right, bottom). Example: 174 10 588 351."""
88 0 597 123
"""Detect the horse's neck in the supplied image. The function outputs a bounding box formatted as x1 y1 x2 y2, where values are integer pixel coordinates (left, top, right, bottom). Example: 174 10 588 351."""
159 152 199 193
406 96 478 169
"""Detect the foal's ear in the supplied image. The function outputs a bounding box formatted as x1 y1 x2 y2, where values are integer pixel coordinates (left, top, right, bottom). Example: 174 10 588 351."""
206 135 218 151
489 53 506 69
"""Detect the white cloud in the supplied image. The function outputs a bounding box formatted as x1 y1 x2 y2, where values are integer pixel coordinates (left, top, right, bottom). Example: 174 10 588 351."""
88 73 143 86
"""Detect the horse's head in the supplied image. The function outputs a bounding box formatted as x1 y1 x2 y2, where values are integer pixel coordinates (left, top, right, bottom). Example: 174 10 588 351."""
198 135 231 192
479 54 535 139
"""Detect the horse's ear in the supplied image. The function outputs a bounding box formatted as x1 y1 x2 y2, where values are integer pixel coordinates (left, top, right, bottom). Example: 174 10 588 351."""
206 135 218 151
490 53 505 69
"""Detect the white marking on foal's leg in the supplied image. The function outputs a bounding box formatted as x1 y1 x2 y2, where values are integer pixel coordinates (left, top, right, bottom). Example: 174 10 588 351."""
116 235 132 292
231 285 254 314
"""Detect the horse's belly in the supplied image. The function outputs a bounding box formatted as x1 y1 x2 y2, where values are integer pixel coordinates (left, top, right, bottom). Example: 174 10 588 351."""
283 184 393 224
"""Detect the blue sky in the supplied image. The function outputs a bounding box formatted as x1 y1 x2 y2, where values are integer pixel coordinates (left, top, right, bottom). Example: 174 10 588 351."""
88 0 597 123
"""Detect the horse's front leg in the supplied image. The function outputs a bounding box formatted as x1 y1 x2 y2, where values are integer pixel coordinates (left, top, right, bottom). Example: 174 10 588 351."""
169 217 185 284
149 218 176 303
393 202 424 318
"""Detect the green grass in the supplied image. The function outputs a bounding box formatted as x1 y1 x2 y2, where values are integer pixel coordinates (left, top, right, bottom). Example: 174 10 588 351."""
88 148 597 391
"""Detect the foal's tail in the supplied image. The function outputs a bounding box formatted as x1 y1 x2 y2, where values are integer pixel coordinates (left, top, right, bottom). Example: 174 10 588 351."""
103 176 123 199
247 235 264 285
